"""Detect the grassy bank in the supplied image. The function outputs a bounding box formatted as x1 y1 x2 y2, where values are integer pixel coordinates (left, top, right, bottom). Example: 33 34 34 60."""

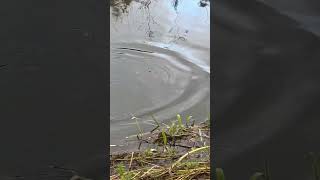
110 115 210 180
109 115 320 180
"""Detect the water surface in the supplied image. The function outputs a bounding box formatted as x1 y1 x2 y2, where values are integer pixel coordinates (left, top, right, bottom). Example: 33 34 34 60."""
110 0 210 151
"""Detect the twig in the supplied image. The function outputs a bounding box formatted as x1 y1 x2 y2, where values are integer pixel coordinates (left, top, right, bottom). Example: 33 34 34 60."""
171 146 210 169
129 152 134 170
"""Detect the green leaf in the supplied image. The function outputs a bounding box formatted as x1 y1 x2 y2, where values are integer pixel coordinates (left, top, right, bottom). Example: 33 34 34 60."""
177 114 183 128
169 122 176 136
115 163 126 177
162 128 167 146
186 115 192 126
216 168 225 180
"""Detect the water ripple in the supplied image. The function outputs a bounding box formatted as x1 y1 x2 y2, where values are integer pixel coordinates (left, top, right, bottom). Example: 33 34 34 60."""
110 42 209 123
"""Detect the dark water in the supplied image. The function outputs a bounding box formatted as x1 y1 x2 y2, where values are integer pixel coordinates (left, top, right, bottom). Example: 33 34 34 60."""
214 0 320 179
0 0 107 179
110 0 210 151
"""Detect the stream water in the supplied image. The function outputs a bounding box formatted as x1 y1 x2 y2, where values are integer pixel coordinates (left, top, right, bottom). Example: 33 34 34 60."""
110 0 210 151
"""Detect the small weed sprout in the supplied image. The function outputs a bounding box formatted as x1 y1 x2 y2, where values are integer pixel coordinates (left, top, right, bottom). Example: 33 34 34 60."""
115 163 134 180
186 115 192 127
161 128 168 146
177 114 184 128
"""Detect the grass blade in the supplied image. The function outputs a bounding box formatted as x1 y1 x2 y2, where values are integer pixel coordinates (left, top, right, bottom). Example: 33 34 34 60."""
177 114 183 128
216 168 225 180
161 128 167 146
150 115 160 133
186 115 192 127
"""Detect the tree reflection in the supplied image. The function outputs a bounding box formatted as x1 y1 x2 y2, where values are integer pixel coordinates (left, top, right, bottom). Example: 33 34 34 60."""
110 0 209 41
110 0 209 18
110 0 133 18
199 0 210 7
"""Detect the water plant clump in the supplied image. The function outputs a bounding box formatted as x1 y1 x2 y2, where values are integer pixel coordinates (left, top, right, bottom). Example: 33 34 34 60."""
110 114 211 180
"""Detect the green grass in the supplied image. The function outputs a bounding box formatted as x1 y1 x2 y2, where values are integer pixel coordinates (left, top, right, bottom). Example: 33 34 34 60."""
110 114 210 180
111 113 320 180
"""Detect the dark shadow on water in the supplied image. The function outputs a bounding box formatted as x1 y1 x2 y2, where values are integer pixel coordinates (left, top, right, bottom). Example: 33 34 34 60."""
0 0 107 179
214 0 320 179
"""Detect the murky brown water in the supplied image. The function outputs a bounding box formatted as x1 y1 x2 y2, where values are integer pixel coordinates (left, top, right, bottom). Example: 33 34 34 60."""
110 0 210 151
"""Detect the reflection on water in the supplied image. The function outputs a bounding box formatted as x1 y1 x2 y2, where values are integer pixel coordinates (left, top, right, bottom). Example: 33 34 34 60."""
110 0 210 151
110 0 210 18
110 0 132 18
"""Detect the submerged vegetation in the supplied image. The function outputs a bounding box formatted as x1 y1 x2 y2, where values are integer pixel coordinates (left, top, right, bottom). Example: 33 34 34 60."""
110 114 210 179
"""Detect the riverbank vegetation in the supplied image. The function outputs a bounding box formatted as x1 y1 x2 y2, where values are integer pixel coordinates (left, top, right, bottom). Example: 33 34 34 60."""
109 114 320 180
110 114 210 179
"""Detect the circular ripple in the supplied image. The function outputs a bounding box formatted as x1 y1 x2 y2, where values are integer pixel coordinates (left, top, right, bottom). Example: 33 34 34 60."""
110 42 209 123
